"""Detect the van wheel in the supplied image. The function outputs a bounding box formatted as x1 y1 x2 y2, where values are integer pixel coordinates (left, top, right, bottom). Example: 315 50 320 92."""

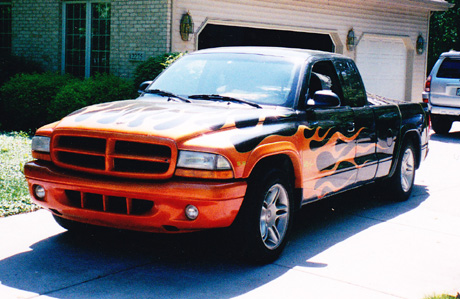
234 168 293 264
431 115 452 134
387 141 416 202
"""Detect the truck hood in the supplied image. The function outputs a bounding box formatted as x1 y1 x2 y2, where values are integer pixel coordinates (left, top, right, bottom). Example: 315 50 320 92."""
53 99 295 141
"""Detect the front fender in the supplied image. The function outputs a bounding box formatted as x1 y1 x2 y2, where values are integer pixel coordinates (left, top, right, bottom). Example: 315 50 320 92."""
243 141 303 188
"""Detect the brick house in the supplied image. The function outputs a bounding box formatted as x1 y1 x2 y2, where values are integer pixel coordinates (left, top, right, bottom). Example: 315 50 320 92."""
0 0 451 101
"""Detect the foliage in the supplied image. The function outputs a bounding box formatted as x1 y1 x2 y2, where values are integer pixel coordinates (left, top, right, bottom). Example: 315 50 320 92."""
0 55 43 87
0 72 75 132
0 132 39 217
423 294 459 299
428 0 460 73
0 73 136 131
133 52 184 88
48 73 137 122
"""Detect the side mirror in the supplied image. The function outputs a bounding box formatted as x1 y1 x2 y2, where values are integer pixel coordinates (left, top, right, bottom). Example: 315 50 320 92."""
138 81 153 94
307 90 341 108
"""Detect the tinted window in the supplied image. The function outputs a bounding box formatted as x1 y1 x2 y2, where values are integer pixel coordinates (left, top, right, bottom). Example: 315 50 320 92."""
308 60 343 100
334 60 367 107
437 58 460 79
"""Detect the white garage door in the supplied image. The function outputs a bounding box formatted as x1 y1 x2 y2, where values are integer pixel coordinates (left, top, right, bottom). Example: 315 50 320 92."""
356 35 407 100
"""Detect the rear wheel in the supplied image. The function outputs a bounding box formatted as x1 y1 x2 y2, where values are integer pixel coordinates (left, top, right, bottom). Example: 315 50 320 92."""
431 115 452 134
234 168 294 264
386 141 416 202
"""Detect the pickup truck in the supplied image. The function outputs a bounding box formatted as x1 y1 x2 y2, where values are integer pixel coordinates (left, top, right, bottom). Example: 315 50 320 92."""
24 47 429 263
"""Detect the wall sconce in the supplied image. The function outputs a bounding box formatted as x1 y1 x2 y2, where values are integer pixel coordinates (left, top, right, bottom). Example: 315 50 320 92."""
416 34 425 55
180 12 194 41
347 28 356 51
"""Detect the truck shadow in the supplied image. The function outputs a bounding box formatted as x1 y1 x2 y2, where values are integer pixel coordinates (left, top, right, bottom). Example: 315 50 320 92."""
0 184 429 298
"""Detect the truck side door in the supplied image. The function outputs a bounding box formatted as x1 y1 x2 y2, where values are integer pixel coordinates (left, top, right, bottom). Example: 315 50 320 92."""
334 59 378 183
300 60 358 202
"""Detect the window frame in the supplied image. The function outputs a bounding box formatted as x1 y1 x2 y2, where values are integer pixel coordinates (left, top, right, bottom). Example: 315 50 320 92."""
61 0 110 77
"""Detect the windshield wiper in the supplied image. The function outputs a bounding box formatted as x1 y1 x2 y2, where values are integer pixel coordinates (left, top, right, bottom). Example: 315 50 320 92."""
188 94 261 109
144 89 191 103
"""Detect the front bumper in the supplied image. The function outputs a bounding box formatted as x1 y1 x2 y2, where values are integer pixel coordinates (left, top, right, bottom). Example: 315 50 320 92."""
24 161 246 233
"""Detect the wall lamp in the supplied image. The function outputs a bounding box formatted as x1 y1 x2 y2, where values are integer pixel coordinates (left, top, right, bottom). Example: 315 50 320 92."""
347 28 356 51
416 34 425 55
180 12 194 41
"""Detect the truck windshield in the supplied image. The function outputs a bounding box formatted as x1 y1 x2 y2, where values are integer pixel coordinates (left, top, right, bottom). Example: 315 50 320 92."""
147 53 301 107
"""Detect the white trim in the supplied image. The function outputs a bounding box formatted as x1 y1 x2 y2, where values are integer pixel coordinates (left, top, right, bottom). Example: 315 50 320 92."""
85 3 91 78
61 4 66 74
61 0 110 77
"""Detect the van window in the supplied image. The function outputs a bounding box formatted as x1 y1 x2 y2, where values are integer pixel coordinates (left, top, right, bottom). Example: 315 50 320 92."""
437 58 460 79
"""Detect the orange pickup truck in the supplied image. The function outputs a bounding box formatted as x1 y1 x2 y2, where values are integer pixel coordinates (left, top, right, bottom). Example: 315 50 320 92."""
25 47 429 263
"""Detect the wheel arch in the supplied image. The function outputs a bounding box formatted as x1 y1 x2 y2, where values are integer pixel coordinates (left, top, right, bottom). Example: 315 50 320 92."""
243 144 302 209
390 129 422 177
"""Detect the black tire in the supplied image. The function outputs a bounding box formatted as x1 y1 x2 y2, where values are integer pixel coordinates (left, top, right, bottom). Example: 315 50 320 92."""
234 168 294 264
53 214 96 233
386 141 416 202
431 115 452 135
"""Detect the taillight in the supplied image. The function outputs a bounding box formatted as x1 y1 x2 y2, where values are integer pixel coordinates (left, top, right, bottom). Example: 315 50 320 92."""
424 75 431 92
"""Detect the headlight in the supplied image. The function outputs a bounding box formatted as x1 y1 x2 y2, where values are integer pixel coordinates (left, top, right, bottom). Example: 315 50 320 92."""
31 136 51 153
177 151 231 170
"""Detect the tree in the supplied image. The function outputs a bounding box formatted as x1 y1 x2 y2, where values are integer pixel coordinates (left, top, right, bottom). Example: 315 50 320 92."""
428 0 460 73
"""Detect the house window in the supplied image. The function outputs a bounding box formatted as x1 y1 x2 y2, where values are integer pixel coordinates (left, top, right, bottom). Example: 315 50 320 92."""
63 1 111 77
0 2 12 55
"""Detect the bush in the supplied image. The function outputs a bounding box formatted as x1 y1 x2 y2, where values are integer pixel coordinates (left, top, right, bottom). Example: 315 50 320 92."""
48 73 137 121
0 55 43 87
0 72 75 131
0 73 136 131
133 52 184 88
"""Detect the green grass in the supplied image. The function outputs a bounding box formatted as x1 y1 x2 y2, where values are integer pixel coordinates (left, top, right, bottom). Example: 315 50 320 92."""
0 132 39 217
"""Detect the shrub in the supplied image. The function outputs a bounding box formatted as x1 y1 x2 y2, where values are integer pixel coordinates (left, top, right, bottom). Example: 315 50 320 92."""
133 52 184 88
48 73 137 122
0 72 75 131
0 55 43 87
0 73 136 131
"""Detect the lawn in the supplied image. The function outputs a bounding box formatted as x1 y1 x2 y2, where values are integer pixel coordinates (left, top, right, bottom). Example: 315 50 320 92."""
0 132 39 216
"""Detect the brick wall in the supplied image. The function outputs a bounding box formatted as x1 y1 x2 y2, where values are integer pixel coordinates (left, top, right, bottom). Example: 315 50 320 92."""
111 0 170 78
12 0 61 72
10 0 171 79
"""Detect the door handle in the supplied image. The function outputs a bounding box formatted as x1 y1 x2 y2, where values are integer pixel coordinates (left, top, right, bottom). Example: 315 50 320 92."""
347 122 355 133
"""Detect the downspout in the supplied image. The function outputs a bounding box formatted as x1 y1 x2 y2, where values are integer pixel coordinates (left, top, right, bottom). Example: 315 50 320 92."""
169 0 174 52
425 11 432 76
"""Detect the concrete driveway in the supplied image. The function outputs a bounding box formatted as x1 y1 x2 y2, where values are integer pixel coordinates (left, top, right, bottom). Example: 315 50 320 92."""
1 126 460 299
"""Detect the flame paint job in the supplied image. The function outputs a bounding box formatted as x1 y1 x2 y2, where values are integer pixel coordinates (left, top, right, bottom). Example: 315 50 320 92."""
23 48 429 233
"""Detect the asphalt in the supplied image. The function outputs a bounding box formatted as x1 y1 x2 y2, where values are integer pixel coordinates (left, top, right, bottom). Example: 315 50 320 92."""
1 125 460 299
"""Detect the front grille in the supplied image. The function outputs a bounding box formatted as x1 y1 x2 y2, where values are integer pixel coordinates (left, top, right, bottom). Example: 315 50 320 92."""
51 132 176 179
65 190 154 215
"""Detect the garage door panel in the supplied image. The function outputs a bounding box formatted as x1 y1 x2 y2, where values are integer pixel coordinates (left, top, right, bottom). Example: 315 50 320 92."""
356 35 407 100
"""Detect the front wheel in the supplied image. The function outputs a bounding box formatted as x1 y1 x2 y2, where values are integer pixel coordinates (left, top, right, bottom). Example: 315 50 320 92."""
234 168 294 264
386 141 416 202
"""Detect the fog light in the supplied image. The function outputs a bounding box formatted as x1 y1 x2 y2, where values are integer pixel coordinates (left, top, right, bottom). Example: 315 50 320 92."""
185 205 199 220
33 185 46 200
